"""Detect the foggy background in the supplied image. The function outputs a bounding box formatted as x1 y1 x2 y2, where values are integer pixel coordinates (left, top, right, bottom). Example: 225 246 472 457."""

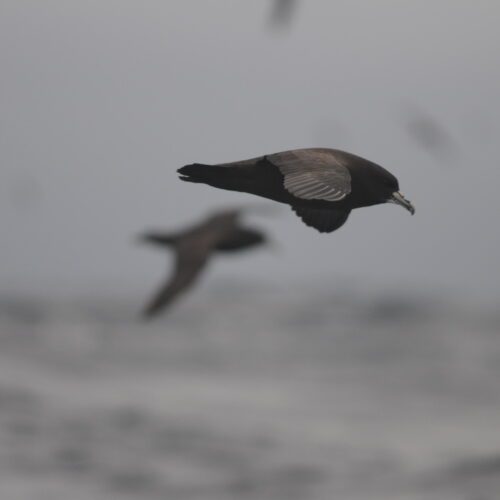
1 0 499 301
1 1 500 499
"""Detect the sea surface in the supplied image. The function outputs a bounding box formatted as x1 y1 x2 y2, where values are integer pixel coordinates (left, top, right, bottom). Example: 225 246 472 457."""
1 286 499 499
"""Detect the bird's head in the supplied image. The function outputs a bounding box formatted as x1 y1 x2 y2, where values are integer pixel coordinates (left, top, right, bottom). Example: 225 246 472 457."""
354 163 415 215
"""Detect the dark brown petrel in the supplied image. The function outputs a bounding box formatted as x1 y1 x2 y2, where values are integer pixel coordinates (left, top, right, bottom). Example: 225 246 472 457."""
140 210 266 318
178 148 415 233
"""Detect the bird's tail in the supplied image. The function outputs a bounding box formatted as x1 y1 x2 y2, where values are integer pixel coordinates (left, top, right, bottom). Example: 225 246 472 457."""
178 163 252 192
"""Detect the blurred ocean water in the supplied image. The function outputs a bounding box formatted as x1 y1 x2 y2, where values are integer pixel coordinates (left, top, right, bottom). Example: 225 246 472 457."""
0 287 499 499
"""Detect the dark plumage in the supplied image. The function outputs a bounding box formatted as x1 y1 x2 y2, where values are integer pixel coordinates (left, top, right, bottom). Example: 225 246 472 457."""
140 210 266 318
178 148 415 233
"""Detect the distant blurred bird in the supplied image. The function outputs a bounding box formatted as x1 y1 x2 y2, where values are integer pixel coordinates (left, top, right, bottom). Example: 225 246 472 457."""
269 0 297 28
406 112 457 163
139 210 266 318
178 149 415 234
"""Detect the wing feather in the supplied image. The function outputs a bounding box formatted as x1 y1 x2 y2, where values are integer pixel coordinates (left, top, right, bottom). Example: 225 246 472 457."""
291 206 351 233
142 243 211 318
267 149 351 202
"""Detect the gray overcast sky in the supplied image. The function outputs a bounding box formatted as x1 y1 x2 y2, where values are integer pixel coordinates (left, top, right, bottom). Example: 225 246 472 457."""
1 1 499 302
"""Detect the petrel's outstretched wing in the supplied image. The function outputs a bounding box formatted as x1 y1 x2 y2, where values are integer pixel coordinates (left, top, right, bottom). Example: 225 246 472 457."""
267 149 352 202
291 206 351 233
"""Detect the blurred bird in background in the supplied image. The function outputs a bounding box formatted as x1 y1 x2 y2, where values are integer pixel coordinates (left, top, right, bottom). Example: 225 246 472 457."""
405 109 458 164
269 0 298 29
179 148 415 233
139 209 267 318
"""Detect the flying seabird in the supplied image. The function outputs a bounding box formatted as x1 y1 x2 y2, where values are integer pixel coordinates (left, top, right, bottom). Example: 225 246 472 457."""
178 148 415 233
139 209 266 318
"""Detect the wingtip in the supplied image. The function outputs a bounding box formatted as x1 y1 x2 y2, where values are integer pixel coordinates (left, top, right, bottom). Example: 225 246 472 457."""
140 305 161 321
